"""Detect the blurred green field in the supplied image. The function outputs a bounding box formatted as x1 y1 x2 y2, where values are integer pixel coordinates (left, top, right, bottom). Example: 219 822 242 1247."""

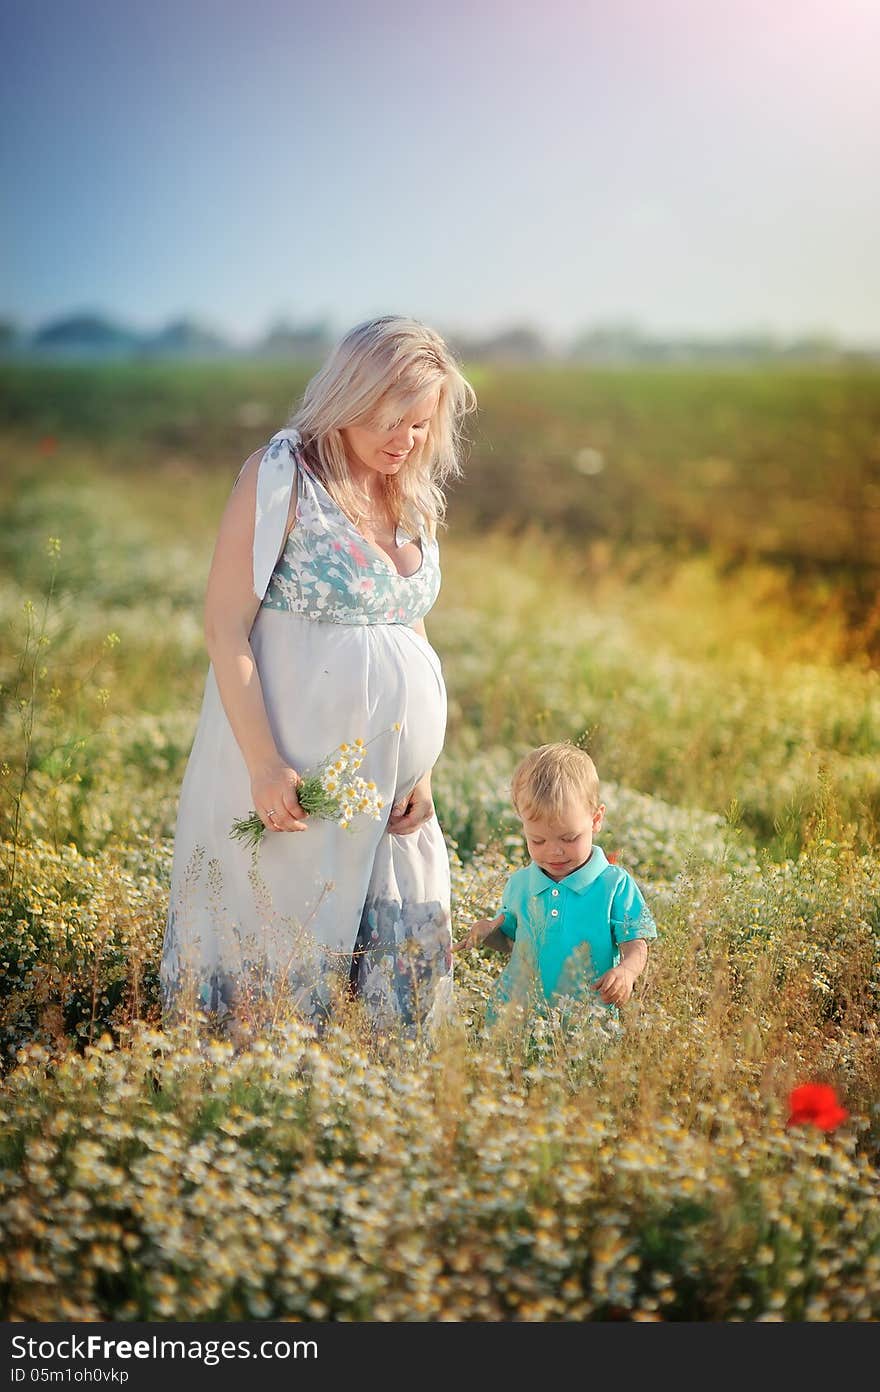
3 360 880 634
1 363 879 1320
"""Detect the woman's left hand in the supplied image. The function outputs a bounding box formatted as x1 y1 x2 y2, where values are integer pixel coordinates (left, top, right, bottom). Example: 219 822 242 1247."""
387 773 435 835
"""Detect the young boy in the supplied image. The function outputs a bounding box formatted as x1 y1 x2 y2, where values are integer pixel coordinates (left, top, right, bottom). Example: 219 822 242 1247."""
453 743 657 1023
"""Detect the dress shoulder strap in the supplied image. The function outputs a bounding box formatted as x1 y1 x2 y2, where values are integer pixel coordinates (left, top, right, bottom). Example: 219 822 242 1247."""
250 426 303 601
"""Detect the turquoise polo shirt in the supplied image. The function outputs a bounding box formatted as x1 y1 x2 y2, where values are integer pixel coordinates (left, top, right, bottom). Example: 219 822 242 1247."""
488 845 657 1018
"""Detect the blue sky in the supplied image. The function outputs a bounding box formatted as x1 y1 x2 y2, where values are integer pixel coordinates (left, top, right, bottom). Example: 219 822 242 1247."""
3 0 879 346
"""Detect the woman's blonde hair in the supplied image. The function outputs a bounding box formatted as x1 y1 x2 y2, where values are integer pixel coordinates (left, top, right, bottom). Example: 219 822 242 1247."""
289 316 477 539
511 743 602 820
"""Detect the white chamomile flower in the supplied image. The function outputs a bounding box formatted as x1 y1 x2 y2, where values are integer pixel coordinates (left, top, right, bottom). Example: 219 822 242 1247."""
232 725 401 846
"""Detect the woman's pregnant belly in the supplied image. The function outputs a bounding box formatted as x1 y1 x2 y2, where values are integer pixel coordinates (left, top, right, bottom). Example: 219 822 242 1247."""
249 612 447 807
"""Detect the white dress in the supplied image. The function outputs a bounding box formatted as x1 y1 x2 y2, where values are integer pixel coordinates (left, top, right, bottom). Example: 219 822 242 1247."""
160 430 452 1035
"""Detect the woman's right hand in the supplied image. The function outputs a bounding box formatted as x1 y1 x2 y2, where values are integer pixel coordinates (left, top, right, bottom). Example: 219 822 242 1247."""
250 761 309 833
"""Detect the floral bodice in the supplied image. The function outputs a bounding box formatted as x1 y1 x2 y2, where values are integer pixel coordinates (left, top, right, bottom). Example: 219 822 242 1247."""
261 458 441 625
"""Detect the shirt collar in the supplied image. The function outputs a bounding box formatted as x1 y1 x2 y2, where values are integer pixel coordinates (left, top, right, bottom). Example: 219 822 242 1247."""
526 845 610 896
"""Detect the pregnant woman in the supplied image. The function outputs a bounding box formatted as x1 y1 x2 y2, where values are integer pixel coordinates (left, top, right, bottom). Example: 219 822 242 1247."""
161 317 477 1038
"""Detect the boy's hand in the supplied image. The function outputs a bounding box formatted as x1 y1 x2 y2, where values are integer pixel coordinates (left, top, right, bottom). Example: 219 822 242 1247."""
594 964 636 1006
453 913 506 953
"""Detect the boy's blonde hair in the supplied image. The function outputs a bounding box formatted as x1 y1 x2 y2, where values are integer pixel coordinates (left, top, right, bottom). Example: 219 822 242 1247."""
511 743 601 820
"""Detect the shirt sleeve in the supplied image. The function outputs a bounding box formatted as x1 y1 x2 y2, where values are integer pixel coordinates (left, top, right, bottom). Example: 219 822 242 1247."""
611 871 657 945
498 878 518 938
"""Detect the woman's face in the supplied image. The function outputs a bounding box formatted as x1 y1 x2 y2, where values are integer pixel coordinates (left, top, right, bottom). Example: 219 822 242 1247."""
341 384 441 483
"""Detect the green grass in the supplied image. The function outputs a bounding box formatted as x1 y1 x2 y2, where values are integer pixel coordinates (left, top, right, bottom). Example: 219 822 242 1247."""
1 365 879 1320
4 360 880 588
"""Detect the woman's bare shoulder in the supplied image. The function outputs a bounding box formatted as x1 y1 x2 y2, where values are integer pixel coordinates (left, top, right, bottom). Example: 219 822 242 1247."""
231 445 271 493
230 443 299 537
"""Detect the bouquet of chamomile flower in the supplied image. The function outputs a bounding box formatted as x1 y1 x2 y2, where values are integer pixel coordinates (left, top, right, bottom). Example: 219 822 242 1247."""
230 728 398 852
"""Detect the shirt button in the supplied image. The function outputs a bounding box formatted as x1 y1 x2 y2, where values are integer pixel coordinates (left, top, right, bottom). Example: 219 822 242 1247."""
551 888 559 896
550 908 559 917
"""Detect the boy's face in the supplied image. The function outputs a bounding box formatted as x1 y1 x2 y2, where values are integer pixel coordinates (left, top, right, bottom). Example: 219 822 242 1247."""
520 800 606 881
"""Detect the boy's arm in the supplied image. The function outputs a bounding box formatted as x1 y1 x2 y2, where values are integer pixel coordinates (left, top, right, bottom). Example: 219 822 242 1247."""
621 935 648 979
618 937 649 983
480 914 515 954
595 873 656 1005
452 912 514 955
595 938 649 1006
453 880 518 956
610 872 657 951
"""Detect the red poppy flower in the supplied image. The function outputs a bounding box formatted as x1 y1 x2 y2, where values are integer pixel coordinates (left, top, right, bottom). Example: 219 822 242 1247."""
786 1083 848 1131
606 851 619 864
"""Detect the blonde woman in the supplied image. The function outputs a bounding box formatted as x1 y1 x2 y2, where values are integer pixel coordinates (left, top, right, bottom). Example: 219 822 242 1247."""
161 317 477 1037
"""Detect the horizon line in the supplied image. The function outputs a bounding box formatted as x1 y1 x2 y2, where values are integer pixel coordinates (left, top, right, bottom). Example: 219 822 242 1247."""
4 308 879 354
